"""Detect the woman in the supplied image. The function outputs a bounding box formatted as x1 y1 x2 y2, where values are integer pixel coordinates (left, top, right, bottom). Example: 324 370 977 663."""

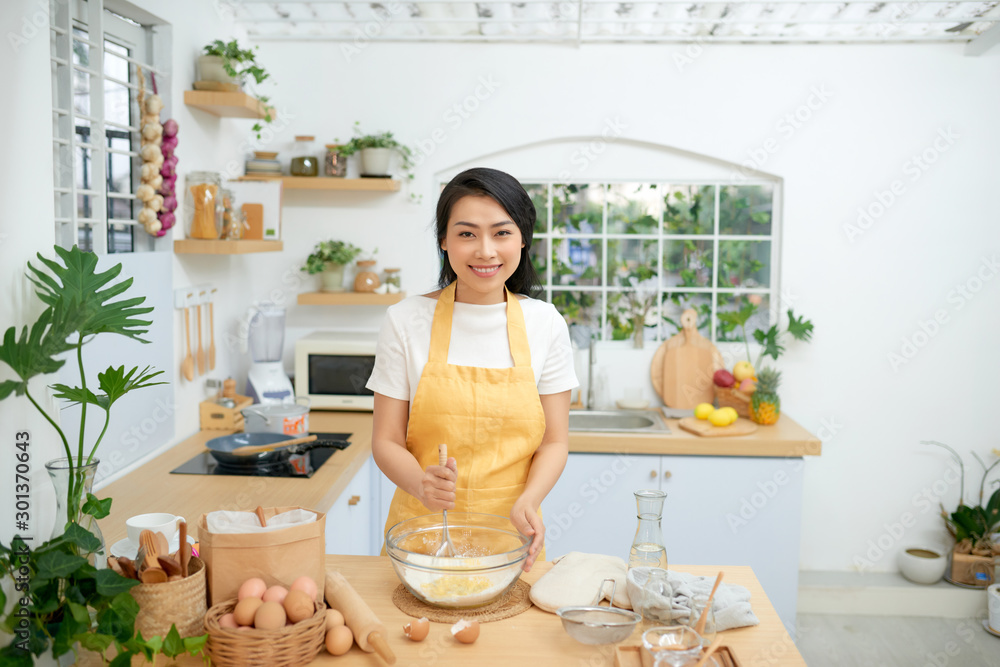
367 167 578 571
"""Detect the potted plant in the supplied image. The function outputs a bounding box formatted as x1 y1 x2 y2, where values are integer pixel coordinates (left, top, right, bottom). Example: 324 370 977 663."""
337 121 414 179
0 245 205 665
301 240 363 292
713 302 813 423
922 441 1000 587
198 39 273 139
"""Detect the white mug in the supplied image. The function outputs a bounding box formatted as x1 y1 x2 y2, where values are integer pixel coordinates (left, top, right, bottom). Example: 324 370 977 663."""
988 583 1000 633
126 513 185 548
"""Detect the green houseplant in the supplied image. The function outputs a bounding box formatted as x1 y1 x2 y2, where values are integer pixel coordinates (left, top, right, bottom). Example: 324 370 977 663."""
0 245 205 665
337 121 414 181
301 240 362 292
922 441 1000 586
199 39 273 139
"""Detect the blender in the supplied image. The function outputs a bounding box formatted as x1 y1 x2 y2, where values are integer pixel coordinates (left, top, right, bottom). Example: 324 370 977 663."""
245 302 294 404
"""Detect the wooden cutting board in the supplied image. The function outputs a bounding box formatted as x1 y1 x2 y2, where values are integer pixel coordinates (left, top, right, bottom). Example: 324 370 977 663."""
651 309 724 409
678 417 758 437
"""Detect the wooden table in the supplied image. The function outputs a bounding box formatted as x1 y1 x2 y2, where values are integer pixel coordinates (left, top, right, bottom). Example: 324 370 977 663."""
313 555 806 666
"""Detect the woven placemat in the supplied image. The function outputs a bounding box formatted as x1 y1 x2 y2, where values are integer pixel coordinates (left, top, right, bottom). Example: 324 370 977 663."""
391 579 533 623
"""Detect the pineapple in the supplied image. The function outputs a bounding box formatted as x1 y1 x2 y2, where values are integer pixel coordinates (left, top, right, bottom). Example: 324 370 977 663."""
750 367 781 425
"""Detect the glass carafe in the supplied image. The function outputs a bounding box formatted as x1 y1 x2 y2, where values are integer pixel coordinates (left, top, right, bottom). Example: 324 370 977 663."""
629 489 667 570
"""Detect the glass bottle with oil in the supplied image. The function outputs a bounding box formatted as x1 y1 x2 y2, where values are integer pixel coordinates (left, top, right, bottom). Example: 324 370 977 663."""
629 489 668 570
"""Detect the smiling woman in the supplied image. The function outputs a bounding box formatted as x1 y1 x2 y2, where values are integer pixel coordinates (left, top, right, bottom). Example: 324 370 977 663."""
367 168 579 573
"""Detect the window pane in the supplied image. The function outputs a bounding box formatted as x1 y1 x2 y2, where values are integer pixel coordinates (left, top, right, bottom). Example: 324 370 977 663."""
608 183 660 234
108 136 133 194
553 183 602 234
553 237 601 286
107 223 134 253
716 293 771 343
522 183 548 233
77 224 93 252
718 240 771 288
607 238 657 286
551 290 601 330
662 239 713 288
719 184 773 236
661 292 712 340
663 185 714 235
74 71 91 123
528 237 548 281
608 285 658 343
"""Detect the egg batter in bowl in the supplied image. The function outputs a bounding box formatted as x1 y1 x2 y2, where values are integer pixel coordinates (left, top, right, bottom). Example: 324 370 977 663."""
386 513 530 608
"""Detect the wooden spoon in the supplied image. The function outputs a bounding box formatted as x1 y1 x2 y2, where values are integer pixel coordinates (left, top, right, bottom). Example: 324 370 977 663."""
196 302 206 376
230 434 318 455
208 301 216 370
695 572 724 636
141 568 168 584
118 557 138 580
254 506 267 528
178 520 188 578
107 556 124 576
157 555 182 577
693 635 724 667
154 531 169 556
181 306 195 382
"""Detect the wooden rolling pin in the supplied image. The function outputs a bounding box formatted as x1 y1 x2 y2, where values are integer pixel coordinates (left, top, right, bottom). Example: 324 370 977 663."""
325 570 396 664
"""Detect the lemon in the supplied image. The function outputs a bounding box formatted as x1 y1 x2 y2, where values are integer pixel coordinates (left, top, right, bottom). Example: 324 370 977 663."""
694 403 714 420
708 409 730 427
721 407 739 424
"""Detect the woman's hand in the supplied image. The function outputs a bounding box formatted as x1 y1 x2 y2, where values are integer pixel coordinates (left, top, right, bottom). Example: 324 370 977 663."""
419 456 457 511
510 496 545 572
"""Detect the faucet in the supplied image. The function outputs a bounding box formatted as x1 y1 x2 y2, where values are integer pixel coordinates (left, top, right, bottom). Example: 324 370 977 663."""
569 324 598 410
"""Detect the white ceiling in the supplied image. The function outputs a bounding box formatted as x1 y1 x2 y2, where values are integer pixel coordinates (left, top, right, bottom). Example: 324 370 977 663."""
227 0 1000 52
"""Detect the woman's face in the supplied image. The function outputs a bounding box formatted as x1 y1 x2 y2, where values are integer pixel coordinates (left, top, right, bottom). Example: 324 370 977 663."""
440 195 523 305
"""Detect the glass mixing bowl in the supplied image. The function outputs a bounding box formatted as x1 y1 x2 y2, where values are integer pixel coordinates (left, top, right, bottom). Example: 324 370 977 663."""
385 512 530 609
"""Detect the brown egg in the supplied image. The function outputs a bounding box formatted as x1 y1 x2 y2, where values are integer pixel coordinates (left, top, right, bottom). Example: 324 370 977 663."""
325 609 345 630
403 617 430 641
325 625 353 656
451 619 480 644
238 577 267 601
233 597 263 626
283 589 314 624
218 613 238 629
254 601 287 630
262 585 289 604
289 576 318 600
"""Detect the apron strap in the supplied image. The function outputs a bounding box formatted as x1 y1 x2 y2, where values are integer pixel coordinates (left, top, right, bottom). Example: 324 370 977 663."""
428 282 532 368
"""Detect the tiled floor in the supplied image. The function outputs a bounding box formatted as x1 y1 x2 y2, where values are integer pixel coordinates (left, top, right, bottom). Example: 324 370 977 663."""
795 614 1000 666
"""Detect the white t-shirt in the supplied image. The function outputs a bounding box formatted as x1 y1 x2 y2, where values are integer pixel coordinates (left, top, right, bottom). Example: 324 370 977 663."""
366 294 579 406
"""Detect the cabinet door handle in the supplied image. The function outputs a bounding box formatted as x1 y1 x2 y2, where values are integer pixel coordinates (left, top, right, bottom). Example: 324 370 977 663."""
649 470 657 479
348 495 361 506
663 471 672 479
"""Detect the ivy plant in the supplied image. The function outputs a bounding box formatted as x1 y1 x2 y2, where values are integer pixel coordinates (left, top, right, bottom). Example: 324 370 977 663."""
202 39 273 139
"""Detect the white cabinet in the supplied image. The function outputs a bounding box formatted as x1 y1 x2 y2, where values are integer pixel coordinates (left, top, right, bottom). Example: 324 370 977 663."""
325 458 373 556
541 452 804 630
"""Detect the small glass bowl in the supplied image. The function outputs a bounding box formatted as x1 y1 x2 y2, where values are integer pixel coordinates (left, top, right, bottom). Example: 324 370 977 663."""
385 512 529 609
642 626 704 666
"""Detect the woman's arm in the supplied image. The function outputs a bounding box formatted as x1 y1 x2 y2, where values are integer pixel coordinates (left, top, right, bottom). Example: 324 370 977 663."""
511 389 571 571
371 392 456 511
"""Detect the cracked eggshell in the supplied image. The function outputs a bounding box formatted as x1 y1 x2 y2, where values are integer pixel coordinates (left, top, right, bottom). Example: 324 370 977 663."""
451 619 479 644
403 617 429 641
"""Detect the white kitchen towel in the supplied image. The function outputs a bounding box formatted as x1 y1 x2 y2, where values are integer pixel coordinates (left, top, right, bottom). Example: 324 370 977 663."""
626 567 759 631
529 552 632 612
205 508 317 533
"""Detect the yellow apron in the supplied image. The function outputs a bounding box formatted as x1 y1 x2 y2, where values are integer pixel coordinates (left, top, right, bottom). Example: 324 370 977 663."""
382 282 546 554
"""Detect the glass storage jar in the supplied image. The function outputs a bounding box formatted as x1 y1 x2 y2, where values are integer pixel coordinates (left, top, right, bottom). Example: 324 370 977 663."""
324 144 347 177
186 171 222 239
383 267 401 290
354 260 380 292
290 135 319 177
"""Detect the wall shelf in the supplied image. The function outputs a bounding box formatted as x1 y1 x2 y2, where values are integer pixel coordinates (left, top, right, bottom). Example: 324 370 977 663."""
235 176 401 192
183 90 273 119
297 291 406 306
174 240 283 255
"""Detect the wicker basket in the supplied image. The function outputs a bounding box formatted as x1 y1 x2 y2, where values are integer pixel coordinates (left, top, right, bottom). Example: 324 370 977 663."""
204 597 327 666
129 556 207 639
714 386 751 418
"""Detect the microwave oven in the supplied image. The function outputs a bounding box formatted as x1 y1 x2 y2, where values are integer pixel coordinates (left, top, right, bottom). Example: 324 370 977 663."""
294 331 378 411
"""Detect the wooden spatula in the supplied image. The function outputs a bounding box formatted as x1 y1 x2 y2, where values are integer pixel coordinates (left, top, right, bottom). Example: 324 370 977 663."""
230 434 318 455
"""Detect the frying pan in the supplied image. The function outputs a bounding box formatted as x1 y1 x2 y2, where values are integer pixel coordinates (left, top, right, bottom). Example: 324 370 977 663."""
206 432 349 467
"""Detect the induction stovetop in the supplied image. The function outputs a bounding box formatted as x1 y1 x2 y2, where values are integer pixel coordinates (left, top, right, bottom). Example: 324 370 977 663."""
170 432 351 478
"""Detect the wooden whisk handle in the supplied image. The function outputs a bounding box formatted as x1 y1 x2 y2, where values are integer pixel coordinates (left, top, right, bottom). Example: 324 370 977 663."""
438 443 447 467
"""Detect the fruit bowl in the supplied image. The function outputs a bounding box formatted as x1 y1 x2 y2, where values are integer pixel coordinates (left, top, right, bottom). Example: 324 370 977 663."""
714 385 750 418
386 513 530 609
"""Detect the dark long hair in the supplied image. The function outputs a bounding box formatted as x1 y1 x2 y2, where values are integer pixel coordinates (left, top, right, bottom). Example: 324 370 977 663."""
436 167 541 298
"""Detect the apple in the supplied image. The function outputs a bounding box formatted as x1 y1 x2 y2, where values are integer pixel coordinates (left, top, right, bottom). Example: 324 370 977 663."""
733 361 756 382
713 369 736 388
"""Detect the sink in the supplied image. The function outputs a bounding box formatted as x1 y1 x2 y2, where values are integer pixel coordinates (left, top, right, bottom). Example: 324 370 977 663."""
568 410 670 433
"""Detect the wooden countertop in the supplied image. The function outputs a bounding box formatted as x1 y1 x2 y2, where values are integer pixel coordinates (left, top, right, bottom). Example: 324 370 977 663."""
98 412 375 546
313 556 806 666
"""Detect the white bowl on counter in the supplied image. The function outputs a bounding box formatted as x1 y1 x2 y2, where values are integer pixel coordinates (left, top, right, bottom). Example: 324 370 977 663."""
897 545 948 584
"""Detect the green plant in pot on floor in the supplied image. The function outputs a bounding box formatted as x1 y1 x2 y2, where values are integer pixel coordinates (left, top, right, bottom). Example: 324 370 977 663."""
0 245 205 665
302 239 362 292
